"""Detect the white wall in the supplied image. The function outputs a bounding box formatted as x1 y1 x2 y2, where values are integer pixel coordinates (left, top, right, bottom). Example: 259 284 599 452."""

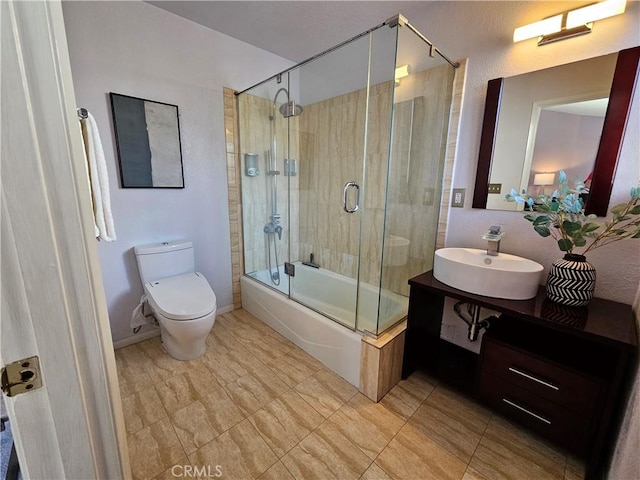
62 1 293 342
404 1 640 305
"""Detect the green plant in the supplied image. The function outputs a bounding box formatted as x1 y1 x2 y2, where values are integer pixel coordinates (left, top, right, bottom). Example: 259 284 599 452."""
505 171 640 254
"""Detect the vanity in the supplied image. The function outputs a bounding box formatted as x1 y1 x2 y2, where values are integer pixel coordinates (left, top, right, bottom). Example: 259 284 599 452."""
402 271 637 480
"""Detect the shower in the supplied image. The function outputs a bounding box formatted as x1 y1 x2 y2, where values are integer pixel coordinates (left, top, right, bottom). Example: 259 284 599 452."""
238 13 458 341
264 86 303 285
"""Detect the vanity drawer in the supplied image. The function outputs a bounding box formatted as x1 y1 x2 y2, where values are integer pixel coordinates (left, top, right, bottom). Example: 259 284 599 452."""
481 338 602 417
478 372 590 454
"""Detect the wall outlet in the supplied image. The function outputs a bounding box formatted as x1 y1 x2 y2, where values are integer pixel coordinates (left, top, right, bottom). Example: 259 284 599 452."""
423 187 435 206
452 188 465 207
488 183 502 194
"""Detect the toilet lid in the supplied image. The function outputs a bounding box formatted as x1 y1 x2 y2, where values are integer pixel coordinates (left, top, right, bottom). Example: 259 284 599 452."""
145 272 217 321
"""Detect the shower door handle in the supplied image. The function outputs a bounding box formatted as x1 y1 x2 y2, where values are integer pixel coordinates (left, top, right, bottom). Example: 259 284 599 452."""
343 181 360 213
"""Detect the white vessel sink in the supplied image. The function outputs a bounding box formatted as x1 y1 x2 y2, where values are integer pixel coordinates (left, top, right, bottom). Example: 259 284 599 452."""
433 248 543 300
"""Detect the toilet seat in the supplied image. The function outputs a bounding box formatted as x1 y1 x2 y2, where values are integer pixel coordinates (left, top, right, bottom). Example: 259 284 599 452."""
145 272 216 321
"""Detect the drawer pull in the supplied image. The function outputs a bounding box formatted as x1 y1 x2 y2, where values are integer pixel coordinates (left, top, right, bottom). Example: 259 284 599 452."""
503 398 551 425
508 367 559 391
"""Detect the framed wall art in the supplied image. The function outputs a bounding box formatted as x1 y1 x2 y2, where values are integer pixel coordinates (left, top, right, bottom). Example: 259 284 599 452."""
110 92 184 188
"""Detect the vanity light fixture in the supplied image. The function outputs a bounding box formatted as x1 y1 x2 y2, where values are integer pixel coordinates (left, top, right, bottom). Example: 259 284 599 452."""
513 0 627 45
395 64 411 85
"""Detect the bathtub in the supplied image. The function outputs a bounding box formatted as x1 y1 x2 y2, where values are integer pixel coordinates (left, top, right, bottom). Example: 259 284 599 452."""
241 262 408 386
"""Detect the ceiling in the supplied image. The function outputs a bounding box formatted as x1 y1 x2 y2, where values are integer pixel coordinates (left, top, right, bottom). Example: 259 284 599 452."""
146 1 442 62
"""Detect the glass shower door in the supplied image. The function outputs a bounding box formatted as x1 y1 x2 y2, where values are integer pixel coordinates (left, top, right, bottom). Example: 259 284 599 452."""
288 33 376 329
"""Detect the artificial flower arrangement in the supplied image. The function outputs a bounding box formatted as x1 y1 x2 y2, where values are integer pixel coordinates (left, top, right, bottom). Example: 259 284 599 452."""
505 171 640 254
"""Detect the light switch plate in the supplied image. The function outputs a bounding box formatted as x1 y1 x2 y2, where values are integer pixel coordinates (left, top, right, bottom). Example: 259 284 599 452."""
452 188 465 207
488 183 502 194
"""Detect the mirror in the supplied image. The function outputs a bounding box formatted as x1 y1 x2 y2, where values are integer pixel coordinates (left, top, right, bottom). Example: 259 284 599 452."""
473 46 639 216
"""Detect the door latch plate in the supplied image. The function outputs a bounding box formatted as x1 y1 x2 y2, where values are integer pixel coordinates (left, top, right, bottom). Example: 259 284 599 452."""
1 356 42 397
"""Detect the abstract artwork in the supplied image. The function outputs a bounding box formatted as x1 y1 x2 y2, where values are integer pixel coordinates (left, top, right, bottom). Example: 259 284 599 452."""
110 93 184 188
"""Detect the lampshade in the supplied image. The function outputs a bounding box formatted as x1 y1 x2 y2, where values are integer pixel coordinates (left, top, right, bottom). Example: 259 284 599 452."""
534 173 555 186
395 64 411 81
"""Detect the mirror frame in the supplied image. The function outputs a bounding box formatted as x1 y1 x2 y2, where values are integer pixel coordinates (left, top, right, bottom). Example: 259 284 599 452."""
473 46 639 216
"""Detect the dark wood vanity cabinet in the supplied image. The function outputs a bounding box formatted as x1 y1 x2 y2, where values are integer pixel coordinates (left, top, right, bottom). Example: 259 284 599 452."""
403 271 637 480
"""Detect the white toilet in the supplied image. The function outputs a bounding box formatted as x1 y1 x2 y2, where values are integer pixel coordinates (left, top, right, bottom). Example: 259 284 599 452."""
134 240 217 360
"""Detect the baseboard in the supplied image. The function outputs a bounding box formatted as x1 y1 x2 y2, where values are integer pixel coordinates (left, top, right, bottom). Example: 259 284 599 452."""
217 304 235 315
112 304 236 350
113 328 160 349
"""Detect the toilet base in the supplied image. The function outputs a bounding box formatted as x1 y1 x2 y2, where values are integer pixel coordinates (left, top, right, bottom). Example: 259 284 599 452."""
160 328 207 360
154 309 216 361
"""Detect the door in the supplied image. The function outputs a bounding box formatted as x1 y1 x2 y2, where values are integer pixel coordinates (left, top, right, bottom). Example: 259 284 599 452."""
1 1 129 477
286 33 374 330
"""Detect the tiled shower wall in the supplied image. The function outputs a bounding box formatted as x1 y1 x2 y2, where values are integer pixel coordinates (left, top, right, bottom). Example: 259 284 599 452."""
223 88 243 309
237 94 300 275
298 64 455 296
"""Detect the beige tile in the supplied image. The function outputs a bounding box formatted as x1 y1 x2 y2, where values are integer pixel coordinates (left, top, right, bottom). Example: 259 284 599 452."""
116 345 154 398
199 383 246 435
170 401 218 455
327 393 405 460
294 369 358 418
422 386 491 435
206 324 246 354
281 421 372 480
360 463 393 480
155 374 200 414
122 386 168 435
267 348 323 387
218 314 264 344
259 461 295 480
138 337 187 384
360 342 381 401
249 389 324 457
202 346 266 386
380 371 436 420
376 423 467 480
189 419 278 480
153 458 189 480
241 334 295 365
128 417 186 480
224 366 290 416
462 467 490 480
469 415 566 480
408 386 490 463
182 364 220 398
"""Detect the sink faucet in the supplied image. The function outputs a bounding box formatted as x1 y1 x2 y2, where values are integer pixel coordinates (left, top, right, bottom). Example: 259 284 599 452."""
482 225 504 256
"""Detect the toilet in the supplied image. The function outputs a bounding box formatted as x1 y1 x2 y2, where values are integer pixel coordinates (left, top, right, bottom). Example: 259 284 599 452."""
134 240 217 360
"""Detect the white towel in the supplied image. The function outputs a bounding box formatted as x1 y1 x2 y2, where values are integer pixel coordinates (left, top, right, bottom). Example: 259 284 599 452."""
130 295 157 329
81 111 116 241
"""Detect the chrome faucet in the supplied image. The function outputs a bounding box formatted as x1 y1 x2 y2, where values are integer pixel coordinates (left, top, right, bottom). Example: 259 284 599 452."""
482 225 504 256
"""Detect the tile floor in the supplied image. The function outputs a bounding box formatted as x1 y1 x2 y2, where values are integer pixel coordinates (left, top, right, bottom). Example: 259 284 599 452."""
116 309 585 480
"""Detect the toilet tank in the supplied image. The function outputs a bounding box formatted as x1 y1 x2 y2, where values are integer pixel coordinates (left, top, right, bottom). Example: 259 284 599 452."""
134 240 194 285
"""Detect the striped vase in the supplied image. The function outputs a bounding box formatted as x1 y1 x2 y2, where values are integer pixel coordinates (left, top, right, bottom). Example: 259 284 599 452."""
546 254 596 307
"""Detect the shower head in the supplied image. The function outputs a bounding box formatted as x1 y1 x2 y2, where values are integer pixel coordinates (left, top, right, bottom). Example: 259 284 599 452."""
272 87 303 119
279 100 303 118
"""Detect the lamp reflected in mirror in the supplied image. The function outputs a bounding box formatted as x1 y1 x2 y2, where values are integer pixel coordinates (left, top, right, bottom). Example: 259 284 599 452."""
533 172 555 196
